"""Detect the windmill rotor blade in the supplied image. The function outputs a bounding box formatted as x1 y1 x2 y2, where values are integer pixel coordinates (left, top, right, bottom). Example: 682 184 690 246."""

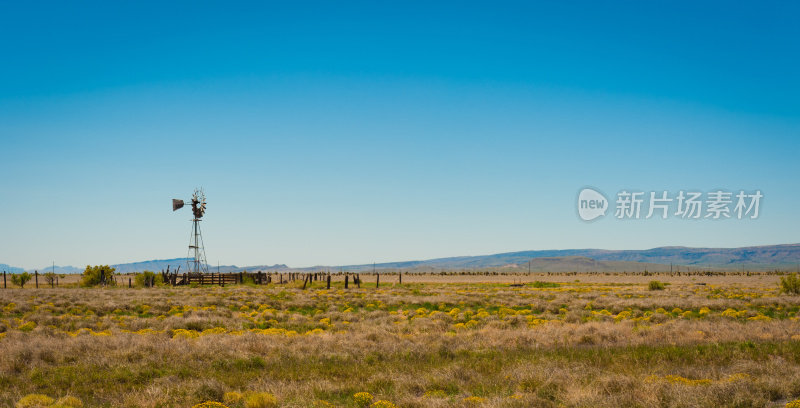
172 199 185 211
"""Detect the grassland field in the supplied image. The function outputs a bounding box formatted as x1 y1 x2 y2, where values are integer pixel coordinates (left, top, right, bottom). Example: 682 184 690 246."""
1 273 800 408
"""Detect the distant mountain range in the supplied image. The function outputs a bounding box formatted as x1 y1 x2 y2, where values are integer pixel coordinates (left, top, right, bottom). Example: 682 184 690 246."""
2 244 799 274
336 243 800 271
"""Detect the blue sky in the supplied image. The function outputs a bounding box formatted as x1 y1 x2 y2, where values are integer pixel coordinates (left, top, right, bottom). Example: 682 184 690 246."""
1 1 798 269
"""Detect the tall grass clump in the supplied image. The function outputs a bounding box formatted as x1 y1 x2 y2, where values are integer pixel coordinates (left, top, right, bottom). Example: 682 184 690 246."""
648 280 666 290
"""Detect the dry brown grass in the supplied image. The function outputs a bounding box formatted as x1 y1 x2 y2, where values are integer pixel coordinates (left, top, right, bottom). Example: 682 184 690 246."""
1 274 799 407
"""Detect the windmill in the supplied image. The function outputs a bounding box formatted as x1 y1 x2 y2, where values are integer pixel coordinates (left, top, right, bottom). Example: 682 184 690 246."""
172 188 208 274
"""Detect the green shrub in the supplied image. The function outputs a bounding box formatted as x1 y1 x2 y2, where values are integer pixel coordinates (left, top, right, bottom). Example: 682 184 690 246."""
134 271 162 287
780 273 800 295
648 280 666 291
81 265 116 287
11 272 32 288
241 274 256 285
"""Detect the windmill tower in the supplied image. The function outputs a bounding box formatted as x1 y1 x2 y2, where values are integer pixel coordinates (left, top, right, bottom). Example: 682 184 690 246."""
172 188 208 274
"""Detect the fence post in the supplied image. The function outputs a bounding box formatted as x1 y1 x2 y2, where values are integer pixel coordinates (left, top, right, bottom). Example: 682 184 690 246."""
356 274 361 288
399 272 402 285
35 270 38 288
56 276 59 287
327 274 331 289
344 274 349 289
376 273 380 289
3 271 5 289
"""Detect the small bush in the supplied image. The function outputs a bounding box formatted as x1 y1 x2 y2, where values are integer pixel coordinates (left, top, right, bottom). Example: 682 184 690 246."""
244 392 277 408
353 392 374 407
531 281 560 288
223 391 243 404
81 265 116 287
780 273 800 295
15 394 54 408
241 273 256 285
11 272 32 288
134 271 162 287
648 280 666 291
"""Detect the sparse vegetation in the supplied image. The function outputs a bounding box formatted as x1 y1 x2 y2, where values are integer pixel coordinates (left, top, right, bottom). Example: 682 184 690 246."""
648 280 666 290
531 280 560 288
1 273 799 407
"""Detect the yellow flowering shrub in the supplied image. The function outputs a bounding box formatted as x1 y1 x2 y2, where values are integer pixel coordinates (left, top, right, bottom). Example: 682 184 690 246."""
201 327 227 335
423 390 448 398
18 321 36 332
244 392 277 408
192 402 229 408
172 329 200 339
353 392 373 407
370 401 398 408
